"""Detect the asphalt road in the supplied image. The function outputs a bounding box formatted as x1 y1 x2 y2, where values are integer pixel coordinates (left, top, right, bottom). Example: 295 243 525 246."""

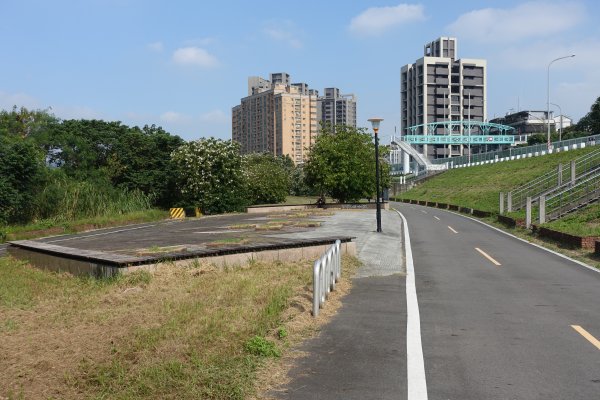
394 202 600 399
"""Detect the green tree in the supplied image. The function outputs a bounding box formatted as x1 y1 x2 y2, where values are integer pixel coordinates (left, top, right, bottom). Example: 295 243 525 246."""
577 96 600 134
0 137 45 223
304 124 389 203
244 153 290 205
0 106 58 140
42 119 183 206
171 138 247 214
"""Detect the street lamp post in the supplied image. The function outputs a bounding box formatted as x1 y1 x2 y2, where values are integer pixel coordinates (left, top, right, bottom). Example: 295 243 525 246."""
547 54 575 150
467 90 472 164
368 117 383 233
550 102 563 143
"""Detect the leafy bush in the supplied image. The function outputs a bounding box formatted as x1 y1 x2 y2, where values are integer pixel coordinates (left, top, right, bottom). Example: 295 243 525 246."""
244 153 290 205
244 335 281 357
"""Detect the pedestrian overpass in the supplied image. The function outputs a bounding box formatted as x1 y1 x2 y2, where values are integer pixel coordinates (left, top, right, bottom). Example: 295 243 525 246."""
390 120 516 175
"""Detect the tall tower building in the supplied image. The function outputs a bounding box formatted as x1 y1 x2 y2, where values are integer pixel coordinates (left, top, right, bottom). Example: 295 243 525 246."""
232 73 318 165
401 37 486 159
317 88 357 129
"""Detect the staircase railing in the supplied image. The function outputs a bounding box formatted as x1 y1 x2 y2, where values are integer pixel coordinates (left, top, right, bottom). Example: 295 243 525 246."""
542 171 600 222
509 147 600 211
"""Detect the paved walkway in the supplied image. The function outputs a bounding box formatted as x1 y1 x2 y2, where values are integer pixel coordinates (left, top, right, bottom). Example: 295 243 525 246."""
271 209 408 400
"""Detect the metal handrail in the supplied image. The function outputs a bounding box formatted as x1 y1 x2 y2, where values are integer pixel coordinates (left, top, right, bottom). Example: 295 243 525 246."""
545 171 600 220
312 240 341 317
510 146 600 211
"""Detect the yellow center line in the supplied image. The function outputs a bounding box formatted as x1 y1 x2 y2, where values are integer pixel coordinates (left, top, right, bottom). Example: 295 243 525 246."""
571 325 600 350
448 226 458 234
475 247 501 266
434 216 440 221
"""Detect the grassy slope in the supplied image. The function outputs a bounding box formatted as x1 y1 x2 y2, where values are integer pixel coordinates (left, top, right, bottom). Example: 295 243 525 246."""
398 147 597 212
543 204 600 236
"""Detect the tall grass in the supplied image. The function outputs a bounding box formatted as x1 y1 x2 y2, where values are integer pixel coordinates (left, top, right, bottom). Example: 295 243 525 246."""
33 177 153 221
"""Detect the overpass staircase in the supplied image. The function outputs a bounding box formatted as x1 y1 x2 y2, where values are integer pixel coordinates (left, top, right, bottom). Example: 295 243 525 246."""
394 140 447 172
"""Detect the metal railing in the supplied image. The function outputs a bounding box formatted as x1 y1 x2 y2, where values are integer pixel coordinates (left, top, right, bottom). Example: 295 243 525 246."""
431 134 600 167
510 147 600 211
312 240 341 317
544 172 600 221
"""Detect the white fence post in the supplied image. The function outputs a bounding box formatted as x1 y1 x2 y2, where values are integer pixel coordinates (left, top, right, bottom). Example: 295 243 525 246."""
313 240 342 317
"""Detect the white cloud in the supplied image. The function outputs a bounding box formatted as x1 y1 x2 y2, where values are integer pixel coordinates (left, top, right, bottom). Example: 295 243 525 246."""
0 91 39 110
147 41 164 52
183 37 216 46
496 40 593 71
349 4 425 36
160 111 190 123
52 105 100 120
172 47 219 68
199 109 228 124
448 1 585 43
263 20 303 48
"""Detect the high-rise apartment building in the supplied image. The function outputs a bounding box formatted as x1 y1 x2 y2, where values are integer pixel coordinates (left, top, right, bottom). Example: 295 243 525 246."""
401 37 487 159
317 88 357 129
232 73 318 165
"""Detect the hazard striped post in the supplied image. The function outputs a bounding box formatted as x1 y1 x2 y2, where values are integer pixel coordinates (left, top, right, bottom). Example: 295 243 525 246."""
169 208 185 219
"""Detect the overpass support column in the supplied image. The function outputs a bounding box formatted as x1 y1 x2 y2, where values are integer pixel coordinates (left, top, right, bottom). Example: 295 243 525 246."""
403 151 410 175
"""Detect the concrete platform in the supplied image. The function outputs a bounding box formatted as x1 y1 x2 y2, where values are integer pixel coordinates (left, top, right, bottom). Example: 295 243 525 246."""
7 211 356 277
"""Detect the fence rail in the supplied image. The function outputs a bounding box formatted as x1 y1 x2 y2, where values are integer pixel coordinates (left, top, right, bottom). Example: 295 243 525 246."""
545 172 600 221
312 240 341 317
431 134 600 167
510 146 600 211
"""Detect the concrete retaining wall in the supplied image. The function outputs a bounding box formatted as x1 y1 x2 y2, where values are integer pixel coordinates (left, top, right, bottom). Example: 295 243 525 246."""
247 202 389 213
8 238 356 278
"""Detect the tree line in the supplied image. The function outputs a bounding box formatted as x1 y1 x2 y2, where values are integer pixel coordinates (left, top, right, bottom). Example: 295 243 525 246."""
0 107 389 225
527 96 600 145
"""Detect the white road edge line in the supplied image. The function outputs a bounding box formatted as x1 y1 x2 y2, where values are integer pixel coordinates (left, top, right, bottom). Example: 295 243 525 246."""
396 209 428 400
398 203 599 275
47 225 157 243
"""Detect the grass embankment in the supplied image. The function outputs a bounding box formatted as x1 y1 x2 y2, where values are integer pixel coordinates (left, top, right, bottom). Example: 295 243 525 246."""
0 255 360 399
397 147 597 212
542 204 600 236
1 209 169 243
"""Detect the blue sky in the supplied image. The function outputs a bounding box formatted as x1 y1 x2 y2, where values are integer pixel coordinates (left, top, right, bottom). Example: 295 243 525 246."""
2 0 599 143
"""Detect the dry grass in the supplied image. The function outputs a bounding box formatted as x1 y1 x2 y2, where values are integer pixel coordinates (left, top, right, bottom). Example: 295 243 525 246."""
228 224 257 230
0 253 361 399
206 237 250 247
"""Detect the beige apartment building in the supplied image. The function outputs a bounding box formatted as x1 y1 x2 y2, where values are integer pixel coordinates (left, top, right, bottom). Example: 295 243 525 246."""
232 72 318 164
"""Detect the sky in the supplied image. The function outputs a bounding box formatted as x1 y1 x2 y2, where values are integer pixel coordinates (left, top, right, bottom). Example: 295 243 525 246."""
2 0 600 144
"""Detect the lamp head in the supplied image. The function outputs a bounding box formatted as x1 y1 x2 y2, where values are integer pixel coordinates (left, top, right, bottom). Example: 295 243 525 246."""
368 118 384 133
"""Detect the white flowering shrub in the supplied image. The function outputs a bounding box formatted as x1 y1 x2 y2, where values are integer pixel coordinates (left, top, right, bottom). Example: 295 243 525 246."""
171 138 247 214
